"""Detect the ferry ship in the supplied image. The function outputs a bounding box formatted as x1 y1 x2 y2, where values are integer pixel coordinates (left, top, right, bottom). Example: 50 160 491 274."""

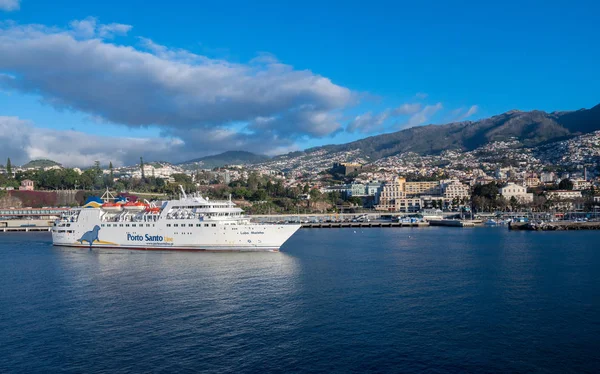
51 188 301 251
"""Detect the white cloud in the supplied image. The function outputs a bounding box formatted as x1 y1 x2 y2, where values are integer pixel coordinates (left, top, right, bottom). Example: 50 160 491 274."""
415 92 428 99
69 17 98 38
0 116 297 167
465 105 478 118
402 103 443 128
347 110 391 133
0 116 180 166
98 23 132 38
0 0 19 12
347 102 422 133
447 105 479 122
69 17 132 39
0 19 353 145
393 103 422 116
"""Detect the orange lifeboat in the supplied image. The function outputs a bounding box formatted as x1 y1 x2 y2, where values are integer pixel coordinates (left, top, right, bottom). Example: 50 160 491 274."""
123 201 147 211
102 202 123 212
145 206 161 214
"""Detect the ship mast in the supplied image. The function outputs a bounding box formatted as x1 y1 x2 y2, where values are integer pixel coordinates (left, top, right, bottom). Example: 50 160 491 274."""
100 188 116 203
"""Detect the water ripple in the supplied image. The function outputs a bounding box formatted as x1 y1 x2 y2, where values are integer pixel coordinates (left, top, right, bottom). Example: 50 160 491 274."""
0 229 599 373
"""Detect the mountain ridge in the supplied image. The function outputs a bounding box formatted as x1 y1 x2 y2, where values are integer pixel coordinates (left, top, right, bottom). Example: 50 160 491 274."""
280 103 600 162
179 150 270 169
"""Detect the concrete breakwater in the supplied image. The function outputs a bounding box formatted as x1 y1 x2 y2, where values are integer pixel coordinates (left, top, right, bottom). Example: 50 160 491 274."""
428 219 481 227
509 221 600 231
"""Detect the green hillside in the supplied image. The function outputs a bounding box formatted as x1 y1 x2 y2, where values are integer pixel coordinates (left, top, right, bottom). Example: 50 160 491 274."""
180 151 270 169
22 159 62 169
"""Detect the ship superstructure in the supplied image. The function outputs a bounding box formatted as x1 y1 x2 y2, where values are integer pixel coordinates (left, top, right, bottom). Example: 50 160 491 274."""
52 188 300 251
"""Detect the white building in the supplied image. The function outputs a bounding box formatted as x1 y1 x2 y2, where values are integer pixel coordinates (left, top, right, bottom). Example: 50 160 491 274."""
571 179 592 191
545 190 582 200
540 172 556 183
500 183 533 203
375 177 406 211
442 180 470 200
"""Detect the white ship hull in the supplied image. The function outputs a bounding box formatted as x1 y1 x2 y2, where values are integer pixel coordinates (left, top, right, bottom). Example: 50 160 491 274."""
52 191 301 252
53 223 300 251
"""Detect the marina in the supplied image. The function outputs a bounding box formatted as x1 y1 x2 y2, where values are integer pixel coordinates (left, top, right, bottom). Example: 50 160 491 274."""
3 211 599 233
301 221 429 228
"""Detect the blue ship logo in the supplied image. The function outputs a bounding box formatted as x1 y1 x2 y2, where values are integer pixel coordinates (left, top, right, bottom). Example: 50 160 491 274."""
78 225 101 248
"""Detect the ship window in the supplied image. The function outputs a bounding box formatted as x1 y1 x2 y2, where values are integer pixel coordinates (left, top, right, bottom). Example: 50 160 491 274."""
101 224 105 227
211 224 216 227
119 224 123 227
204 224 209 227
59 230 65 233
167 224 171 227
132 224 136 227
174 224 178 227
196 224 201 227
146 224 150 227
188 224 193 227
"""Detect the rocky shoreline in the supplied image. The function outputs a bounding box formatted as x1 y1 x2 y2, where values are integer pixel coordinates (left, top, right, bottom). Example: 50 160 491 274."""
509 222 600 231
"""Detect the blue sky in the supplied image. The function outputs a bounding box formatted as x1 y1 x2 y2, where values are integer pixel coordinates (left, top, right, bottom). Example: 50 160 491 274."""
0 0 598 166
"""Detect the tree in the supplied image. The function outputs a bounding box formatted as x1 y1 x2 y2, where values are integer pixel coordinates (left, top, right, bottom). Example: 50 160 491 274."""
309 188 322 201
328 191 341 205
347 196 363 206
79 169 95 190
140 157 145 180
265 180 274 196
558 178 573 190
275 181 285 196
473 182 499 200
496 196 508 211
247 172 260 191
251 189 268 202
6 158 11 176
509 196 519 211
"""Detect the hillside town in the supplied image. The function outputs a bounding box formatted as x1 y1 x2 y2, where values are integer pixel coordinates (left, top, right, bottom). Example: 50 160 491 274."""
1 130 600 215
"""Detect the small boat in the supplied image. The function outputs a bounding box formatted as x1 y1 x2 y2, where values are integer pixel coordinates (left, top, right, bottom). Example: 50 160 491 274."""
123 201 147 211
484 219 497 226
101 202 123 212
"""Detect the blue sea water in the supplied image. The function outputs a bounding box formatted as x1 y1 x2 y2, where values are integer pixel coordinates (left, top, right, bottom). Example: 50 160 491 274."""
0 227 599 373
